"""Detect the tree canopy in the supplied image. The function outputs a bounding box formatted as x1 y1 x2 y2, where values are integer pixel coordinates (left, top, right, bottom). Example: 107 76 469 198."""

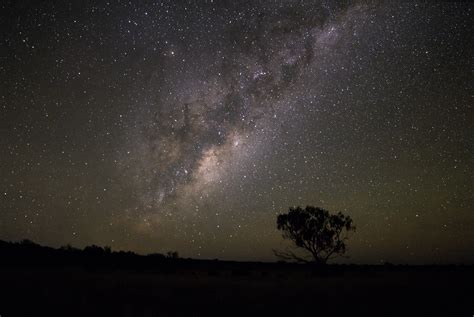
275 206 355 264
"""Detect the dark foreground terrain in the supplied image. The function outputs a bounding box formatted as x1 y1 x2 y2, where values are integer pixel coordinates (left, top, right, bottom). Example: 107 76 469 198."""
0 241 472 316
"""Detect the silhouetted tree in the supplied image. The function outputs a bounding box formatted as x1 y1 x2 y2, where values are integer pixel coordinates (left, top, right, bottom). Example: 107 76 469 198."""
19 239 38 246
84 245 106 256
166 251 179 259
274 206 355 264
60 244 76 251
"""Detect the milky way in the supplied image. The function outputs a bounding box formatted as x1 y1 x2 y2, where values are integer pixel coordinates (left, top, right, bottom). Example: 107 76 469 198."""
123 3 368 212
1 1 472 263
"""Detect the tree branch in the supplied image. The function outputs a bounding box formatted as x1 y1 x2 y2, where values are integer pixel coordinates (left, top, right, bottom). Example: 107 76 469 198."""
272 248 311 263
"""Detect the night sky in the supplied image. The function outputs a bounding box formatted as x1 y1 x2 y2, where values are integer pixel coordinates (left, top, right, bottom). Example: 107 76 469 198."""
1 1 472 264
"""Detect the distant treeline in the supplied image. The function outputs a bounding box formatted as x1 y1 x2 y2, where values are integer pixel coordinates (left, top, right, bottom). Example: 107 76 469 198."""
0 239 179 269
0 239 472 273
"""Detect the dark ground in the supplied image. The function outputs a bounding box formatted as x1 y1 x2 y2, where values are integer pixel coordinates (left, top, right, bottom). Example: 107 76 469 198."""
0 241 472 316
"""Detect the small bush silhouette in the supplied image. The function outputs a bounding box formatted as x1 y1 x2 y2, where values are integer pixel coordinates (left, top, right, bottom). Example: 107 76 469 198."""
167 251 179 259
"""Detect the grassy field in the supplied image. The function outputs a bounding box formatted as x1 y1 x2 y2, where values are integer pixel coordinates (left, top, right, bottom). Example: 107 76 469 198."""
0 264 472 316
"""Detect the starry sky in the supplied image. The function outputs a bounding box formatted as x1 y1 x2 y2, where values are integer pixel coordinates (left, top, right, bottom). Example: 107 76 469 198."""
1 1 472 264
